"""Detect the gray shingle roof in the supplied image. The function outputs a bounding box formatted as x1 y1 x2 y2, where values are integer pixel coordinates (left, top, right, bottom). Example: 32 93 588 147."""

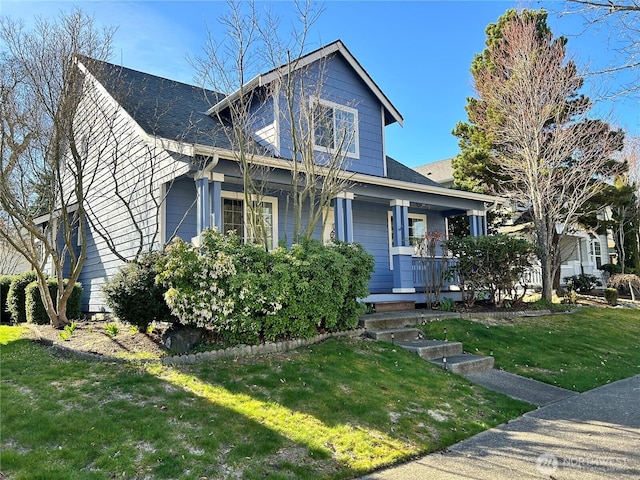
82 57 441 189
80 57 233 149
386 156 442 187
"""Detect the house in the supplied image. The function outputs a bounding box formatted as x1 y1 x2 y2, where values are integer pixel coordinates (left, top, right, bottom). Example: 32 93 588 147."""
415 159 613 287
69 40 503 312
414 158 455 188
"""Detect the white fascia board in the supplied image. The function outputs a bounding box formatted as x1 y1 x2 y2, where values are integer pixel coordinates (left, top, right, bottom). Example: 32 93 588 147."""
205 40 404 127
189 144 505 205
32 203 80 226
205 74 262 116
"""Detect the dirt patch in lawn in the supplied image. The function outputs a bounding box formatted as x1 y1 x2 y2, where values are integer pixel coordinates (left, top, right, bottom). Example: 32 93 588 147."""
29 321 168 359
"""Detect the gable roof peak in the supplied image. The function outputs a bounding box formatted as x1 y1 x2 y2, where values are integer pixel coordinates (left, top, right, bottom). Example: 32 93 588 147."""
206 39 403 127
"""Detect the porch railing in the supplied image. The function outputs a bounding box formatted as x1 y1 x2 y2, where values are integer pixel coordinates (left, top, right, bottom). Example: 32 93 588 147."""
522 266 543 287
412 258 545 291
412 257 459 291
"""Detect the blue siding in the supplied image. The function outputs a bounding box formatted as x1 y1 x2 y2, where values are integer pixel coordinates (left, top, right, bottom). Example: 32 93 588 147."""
277 54 385 177
352 201 393 293
165 177 197 243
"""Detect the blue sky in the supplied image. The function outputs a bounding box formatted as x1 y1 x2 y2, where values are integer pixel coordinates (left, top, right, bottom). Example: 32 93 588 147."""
2 1 638 167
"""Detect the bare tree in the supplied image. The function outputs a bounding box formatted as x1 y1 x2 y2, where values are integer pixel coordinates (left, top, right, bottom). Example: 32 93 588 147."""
0 9 114 327
618 137 640 271
192 0 356 246
191 0 274 250
471 13 624 301
75 61 196 263
566 0 639 96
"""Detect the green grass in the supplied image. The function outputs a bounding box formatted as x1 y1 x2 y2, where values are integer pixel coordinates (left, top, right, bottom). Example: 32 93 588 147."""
418 307 640 392
0 326 530 479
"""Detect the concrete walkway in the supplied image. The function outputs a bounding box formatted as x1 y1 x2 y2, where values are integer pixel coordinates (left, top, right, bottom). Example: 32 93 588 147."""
465 369 577 406
360 374 640 479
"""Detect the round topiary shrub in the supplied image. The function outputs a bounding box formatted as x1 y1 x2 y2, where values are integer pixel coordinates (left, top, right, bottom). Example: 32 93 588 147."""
103 252 175 331
604 288 618 306
25 279 83 325
6 271 38 323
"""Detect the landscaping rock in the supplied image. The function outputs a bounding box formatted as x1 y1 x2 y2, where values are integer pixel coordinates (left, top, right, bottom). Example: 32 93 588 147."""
162 326 206 354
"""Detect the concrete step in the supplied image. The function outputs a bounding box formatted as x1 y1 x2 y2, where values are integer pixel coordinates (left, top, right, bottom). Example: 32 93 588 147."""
396 339 463 360
361 310 458 331
366 327 421 343
430 354 494 375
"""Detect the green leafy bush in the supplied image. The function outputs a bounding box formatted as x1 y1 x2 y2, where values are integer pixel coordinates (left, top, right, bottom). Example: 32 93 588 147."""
0 275 16 324
564 274 601 293
445 235 536 307
6 271 37 323
157 230 375 345
599 263 622 275
327 240 375 329
103 252 176 332
25 279 83 325
604 288 618 306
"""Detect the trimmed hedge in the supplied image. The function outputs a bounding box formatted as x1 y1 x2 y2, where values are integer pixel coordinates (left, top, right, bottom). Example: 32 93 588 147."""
25 279 83 325
6 271 37 323
0 275 16 324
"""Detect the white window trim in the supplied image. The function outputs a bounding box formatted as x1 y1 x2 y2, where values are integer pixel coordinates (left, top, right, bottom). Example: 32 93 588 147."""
387 211 427 270
310 97 359 159
222 191 279 250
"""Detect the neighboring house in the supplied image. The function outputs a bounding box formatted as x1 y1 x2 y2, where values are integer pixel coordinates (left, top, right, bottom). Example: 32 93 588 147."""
415 158 612 287
414 158 455 188
67 40 503 312
0 222 31 275
0 242 31 275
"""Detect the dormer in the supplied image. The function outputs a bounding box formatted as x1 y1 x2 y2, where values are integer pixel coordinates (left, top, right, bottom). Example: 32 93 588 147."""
206 40 403 178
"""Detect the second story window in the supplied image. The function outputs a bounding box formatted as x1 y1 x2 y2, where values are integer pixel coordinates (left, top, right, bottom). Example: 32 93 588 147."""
312 98 359 158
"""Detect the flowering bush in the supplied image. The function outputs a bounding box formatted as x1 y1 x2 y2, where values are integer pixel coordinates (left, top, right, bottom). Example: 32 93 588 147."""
157 230 374 345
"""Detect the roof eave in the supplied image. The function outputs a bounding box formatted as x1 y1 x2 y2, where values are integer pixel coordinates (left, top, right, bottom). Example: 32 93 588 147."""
179 142 504 205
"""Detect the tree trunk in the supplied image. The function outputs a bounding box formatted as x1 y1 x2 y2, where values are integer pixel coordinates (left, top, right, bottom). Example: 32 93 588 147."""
541 253 555 301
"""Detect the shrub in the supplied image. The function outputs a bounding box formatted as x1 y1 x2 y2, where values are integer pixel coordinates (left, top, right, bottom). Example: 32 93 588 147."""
599 263 622 275
25 279 83 325
445 234 536 307
328 240 375 329
604 288 619 306
564 274 601 293
0 275 16 324
6 271 37 323
103 252 176 332
157 230 375 345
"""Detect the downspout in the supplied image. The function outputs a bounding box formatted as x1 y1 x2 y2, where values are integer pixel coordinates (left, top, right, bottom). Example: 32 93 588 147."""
200 152 220 178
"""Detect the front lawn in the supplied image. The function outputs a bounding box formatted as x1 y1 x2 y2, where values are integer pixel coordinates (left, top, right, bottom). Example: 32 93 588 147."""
419 307 640 392
0 326 529 480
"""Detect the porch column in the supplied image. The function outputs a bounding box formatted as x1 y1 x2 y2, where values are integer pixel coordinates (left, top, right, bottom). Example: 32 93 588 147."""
333 192 354 242
390 200 415 294
195 172 210 234
467 209 486 236
209 172 224 232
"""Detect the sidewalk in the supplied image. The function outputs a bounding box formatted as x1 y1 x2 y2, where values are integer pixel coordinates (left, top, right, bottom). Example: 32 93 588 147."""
360 374 640 479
